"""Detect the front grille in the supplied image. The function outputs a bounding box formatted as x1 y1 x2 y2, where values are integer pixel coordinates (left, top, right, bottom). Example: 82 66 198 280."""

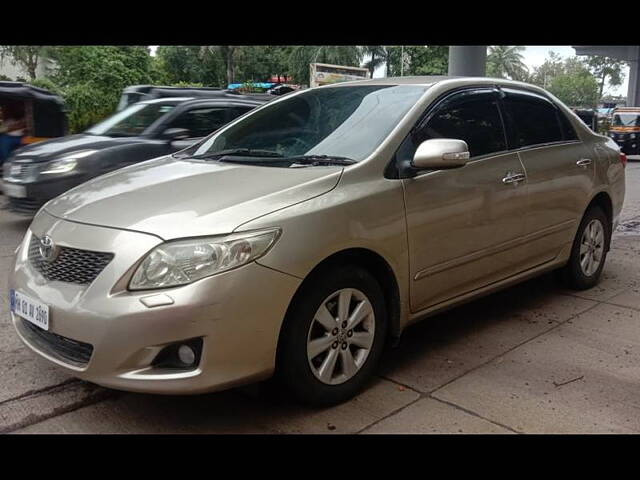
28 234 114 285
19 318 93 367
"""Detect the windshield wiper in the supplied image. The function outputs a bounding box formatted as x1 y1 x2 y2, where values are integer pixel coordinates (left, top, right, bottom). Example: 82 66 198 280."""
283 155 356 166
189 148 284 160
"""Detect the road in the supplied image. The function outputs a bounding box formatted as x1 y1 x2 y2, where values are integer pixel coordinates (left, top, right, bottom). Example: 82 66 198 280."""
1 161 639 433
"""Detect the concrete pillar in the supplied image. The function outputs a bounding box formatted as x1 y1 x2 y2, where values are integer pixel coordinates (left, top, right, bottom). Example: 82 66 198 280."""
448 46 487 77
626 46 640 107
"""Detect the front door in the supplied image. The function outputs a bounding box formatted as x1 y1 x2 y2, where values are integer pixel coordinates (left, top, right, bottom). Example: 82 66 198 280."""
400 88 529 312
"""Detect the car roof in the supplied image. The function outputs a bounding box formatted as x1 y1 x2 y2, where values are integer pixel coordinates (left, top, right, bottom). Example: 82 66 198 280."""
138 96 269 107
324 75 554 95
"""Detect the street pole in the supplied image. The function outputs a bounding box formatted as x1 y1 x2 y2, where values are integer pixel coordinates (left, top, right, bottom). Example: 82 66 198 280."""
400 46 404 76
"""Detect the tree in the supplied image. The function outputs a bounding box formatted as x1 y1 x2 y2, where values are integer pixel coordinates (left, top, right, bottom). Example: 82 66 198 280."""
486 46 529 81
530 53 599 107
586 56 626 98
362 46 386 77
0 46 49 80
384 46 448 77
46 46 155 132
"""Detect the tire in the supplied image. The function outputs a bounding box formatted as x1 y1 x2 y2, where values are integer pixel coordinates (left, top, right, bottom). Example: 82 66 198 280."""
277 264 387 406
559 205 610 290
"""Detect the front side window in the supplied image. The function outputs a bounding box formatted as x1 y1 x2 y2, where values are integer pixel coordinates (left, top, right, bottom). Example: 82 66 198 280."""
87 103 174 137
502 90 564 148
398 89 507 161
193 85 428 162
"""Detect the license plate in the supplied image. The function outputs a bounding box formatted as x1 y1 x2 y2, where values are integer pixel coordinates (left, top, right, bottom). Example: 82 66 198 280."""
2 182 27 198
9 289 49 331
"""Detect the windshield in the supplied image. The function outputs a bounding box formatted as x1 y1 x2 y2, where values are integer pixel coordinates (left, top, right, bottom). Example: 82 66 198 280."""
613 113 640 127
193 85 428 162
86 102 175 137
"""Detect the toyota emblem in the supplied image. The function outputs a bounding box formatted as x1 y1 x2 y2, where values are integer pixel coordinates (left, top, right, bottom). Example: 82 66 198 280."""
39 235 58 262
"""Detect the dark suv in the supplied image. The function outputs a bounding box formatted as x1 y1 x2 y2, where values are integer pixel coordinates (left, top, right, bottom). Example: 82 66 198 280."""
1 95 269 213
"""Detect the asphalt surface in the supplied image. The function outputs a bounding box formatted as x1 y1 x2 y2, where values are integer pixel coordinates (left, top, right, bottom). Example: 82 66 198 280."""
1 161 639 434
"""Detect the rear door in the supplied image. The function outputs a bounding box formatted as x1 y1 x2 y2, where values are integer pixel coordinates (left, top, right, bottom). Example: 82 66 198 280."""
401 88 529 311
500 88 594 267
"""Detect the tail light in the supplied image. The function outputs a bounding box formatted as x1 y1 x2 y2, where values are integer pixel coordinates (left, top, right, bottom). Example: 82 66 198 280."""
620 152 628 168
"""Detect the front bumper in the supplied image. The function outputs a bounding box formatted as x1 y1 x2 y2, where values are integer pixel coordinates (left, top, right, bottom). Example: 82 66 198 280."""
8 211 301 394
1 175 88 214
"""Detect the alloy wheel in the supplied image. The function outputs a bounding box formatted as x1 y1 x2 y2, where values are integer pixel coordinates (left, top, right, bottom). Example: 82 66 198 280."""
306 288 375 385
579 219 605 277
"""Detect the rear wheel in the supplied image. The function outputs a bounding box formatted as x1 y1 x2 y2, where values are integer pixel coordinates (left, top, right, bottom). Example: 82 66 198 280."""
559 206 610 290
277 265 387 406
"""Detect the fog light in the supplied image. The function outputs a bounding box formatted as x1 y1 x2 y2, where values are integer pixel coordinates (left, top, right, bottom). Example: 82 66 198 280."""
152 337 203 370
178 344 196 365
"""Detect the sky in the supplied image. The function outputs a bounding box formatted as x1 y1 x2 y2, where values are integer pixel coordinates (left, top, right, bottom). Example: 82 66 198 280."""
149 45 629 96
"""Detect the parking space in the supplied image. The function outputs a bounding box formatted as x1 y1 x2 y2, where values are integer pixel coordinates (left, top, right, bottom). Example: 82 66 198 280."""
1 161 639 434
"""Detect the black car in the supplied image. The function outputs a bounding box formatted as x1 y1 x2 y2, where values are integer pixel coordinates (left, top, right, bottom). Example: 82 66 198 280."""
1 95 269 213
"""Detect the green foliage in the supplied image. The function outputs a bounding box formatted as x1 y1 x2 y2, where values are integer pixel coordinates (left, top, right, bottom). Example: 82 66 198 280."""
0 46 49 80
486 46 529 81
528 53 599 107
384 46 448 77
0 74 12 81
586 56 626 97
29 77 62 94
45 46 154 132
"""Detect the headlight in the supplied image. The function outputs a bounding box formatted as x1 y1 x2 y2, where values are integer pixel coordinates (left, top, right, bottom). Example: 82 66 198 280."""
40 150 97 175
631 134 637 140
129 228 281 290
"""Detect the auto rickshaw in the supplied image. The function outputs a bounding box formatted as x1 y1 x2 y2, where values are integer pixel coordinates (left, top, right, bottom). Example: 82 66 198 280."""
607 107 640 155
0 81 67 161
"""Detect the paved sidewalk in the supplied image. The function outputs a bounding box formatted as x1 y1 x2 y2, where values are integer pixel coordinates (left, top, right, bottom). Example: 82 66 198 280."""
1 161 639 434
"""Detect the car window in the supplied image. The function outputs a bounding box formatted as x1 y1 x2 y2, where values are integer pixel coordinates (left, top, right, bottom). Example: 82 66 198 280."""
501 90 564 148
87 103 175 137
400 89 507 160
168 107 230 138
194 85 429 162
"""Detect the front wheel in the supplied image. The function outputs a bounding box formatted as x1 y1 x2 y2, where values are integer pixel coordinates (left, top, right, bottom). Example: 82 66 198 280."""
277 265 387 406
559 206 610 290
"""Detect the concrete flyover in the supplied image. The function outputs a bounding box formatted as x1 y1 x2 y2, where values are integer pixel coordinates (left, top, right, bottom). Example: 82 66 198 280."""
447 45 640 107
573 46 640 107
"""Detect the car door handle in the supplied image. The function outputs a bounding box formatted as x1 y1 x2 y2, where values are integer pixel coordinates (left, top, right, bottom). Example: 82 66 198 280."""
576 158 592 167
502 172 526 185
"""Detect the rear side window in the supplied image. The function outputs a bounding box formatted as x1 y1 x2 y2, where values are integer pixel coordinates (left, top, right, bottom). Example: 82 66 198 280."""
169 107 229 138
407 89 507 158
501 90 565 148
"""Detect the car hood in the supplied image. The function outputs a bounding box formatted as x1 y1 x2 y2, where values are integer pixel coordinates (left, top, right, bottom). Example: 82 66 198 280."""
44 156 343 240
11 134 143 162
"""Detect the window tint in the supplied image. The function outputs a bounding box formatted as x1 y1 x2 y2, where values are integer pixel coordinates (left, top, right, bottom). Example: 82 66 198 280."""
502 90 564 148
410 90 507 158
169 107 229 138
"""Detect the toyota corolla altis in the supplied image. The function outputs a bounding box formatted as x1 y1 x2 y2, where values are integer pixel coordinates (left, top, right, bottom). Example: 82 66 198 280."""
8 76 626 405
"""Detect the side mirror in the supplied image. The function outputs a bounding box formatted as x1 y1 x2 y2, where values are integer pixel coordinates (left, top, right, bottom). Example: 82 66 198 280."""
160 128 191 142
412 139 470 170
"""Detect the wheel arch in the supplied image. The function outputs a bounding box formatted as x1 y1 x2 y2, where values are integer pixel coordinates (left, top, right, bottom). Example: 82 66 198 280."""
586 190 613 250
275 247 402 364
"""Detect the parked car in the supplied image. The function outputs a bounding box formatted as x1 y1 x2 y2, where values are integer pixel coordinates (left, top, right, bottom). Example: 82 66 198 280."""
607 107 640 155
116 85 273 111
8 77 626 406
1 95 269 213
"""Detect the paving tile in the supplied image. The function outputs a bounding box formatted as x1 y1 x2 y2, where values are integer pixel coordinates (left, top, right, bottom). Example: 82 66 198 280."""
432 303 640 433
381 273 596 394
364 397 512 434
17 377 419 434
